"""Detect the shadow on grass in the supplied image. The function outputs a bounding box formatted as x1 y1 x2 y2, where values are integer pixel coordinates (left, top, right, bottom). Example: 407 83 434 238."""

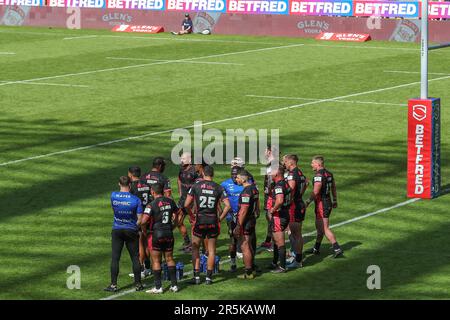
0 121 448 298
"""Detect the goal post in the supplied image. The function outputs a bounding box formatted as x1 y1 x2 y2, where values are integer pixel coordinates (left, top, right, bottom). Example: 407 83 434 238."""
407 0 441 199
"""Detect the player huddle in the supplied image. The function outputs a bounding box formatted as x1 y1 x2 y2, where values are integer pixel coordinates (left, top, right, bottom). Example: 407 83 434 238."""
105 147 343 294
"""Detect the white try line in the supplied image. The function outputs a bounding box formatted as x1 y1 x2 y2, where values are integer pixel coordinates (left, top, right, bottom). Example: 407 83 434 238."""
2 73 450 168
0 52 15 55
384 70 450 76
106 57 244 66
0 80 89 88
0 29 422 51
101 197 421 300
308 44 419 51
0 43 304 88
245 95 405 107
0 29 285 45
63 35 98 40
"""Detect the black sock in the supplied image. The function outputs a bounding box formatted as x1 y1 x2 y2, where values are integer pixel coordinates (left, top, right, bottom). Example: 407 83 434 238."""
265 235 272 243
183 235 190 244
332 242 341 251
194 269 200 278
273 244 279 264
144 258 151 270
230 250 236 265
206 269 213 280
314 242 322 251
153 269 162 289
295 252 303 263
245 268 253 276
279 246 286 269
168 266 177 286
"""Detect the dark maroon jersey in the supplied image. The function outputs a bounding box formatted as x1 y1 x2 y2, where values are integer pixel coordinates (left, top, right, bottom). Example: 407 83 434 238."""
286 167 307 203
270 179 291 218
313 169 334 204
187 180 228 225
144 196 178 236
178 165 198 198
130 180 151 207
140 171 171 202
238 184 259 221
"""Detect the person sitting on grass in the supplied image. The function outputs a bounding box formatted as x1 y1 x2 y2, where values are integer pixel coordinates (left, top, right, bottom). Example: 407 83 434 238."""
172 13 193 35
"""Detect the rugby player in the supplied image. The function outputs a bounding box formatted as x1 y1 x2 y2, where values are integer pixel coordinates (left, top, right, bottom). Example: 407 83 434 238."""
139 157 172 277
105 176 144 292
185 165 231 285
305 156 343 258
220 157 247 272
260 145 279 251
141 183 181 294
192 160 209 255
283 155 308 269
234 169 260 279
141 157 172 201
267 164 291 273
128 166 152 278
177 152 198 253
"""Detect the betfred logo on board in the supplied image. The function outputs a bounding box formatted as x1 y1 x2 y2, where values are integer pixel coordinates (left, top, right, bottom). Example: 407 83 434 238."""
407 99 441 199
412 104 427 121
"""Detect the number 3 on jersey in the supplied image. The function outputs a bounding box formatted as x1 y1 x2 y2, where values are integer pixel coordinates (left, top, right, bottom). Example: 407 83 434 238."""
162 212 170 224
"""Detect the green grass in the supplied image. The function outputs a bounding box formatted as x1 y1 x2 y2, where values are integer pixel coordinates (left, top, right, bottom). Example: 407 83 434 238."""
0 26 449 300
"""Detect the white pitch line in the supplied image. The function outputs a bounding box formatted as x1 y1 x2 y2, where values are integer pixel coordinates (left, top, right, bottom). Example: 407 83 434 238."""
308 44 419 51
245 95 405 107
0 43 304 88
106 57 244 66
63 35 98 40
0 29 285 45
0 80 88 88
0 52 15 55
384 70 450 76
0 30 423 51
101 197 422 300
1 73 450 168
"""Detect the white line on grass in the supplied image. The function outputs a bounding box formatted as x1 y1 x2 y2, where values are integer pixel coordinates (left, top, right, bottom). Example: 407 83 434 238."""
63 35 98 40
0 30 423 51
384 70 450 76
106 57 244 66
100 197 421 300
0 43 304 88
245 95 405 106
0 52 15 55
1 73 450 167
0 80 89 88
307 44 419 51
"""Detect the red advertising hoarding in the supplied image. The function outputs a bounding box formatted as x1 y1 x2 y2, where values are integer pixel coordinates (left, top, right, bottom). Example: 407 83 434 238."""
316 32 371 42
407 98 441 199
